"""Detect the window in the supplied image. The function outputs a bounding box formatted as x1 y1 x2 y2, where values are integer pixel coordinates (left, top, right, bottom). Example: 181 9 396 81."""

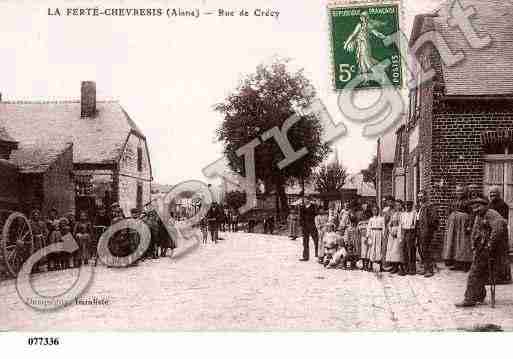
137 147 143 172
136 183 143 210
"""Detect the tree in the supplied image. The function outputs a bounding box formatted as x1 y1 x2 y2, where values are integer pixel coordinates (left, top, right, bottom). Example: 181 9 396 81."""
313 162 348 208
225 190 247 211
216 58 330 218
361 155 378 188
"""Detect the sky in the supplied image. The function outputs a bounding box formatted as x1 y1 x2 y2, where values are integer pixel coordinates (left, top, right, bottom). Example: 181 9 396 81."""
0 0 443 185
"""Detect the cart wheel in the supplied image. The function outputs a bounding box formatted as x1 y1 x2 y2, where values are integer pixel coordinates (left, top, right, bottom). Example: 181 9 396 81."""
2 212 33 278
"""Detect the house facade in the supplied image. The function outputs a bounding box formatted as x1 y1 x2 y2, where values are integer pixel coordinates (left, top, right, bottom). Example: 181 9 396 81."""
393 0 513 257
0 81 152 219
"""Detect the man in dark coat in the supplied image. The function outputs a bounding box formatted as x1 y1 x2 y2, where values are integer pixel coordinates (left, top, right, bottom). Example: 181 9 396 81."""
299 194 318 261
206 202 223 243
487 186 511 284
456 197 509 307
416 190 439 277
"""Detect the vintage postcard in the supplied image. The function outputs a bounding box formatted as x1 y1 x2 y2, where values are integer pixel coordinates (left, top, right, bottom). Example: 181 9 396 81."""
1 0 513 350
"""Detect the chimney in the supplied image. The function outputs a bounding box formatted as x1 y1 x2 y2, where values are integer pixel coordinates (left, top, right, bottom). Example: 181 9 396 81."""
81 81 96 117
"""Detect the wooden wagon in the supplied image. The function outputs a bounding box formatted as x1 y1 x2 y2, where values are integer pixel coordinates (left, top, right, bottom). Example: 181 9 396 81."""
0 210 34 278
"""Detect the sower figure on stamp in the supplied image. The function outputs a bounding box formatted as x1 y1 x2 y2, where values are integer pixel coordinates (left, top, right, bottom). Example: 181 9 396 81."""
299 193 318 261
416 190 439 278
455 197 508 307
487 186 512 284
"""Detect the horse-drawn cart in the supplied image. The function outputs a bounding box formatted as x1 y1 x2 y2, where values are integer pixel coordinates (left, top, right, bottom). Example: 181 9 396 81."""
0 210 34 278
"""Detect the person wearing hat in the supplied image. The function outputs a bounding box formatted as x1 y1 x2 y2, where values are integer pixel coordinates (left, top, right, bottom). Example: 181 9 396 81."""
298 194 319 261
456 197 509 307
487 186 512 284
415 190 439 277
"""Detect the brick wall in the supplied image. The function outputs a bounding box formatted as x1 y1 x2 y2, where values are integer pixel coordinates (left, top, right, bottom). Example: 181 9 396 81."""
118 133 152 216
410 26 513 258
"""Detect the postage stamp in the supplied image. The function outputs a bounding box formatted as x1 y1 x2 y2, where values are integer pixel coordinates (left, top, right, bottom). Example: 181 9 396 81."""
328 4 402 91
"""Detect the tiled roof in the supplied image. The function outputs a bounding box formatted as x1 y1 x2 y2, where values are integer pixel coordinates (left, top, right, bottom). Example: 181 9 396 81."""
413 0 513 96
0 100 144 164
9 142 72 173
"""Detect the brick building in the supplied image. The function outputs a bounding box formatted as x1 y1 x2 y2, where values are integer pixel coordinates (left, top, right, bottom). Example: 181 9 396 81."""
0 81 152 218
392 0 513 257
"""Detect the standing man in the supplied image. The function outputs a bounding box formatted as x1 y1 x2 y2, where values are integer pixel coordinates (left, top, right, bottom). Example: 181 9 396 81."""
401 201 417 275
299 194 319 261
416 190 439 277
456 197 508 307
206 202 221 244
488 186 512 284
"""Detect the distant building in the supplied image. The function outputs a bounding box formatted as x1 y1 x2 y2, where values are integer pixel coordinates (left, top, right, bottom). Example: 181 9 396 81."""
343 173 376 203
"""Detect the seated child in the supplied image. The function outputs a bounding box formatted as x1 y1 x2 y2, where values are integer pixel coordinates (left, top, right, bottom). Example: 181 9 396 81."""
322 223 343 267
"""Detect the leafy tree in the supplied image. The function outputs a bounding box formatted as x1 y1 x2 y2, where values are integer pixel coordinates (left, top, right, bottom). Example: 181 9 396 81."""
215 58 330 218
225 190 247 211
313 163 348 193
361 155 378 188
313 162 348 208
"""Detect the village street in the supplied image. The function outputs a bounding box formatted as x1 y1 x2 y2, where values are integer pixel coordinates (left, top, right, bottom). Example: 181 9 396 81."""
1 232 513 331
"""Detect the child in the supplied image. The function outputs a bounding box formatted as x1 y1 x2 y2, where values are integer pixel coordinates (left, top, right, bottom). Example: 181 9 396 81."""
341 215 361 270
359 217 371 271
74 211 93 266
322 223 342 267
366 205 386 272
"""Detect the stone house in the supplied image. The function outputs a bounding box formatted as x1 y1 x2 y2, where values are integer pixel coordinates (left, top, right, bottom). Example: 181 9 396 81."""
393 0 513 257
0 81 152 219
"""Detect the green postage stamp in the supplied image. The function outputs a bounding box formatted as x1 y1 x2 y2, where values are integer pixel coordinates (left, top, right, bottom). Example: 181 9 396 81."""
328 5 402 91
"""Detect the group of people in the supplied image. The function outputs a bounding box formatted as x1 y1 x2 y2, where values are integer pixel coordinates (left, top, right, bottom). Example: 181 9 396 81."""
293 192 438 277
291 185 512 307
29 207 100 273
23 202 175 273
